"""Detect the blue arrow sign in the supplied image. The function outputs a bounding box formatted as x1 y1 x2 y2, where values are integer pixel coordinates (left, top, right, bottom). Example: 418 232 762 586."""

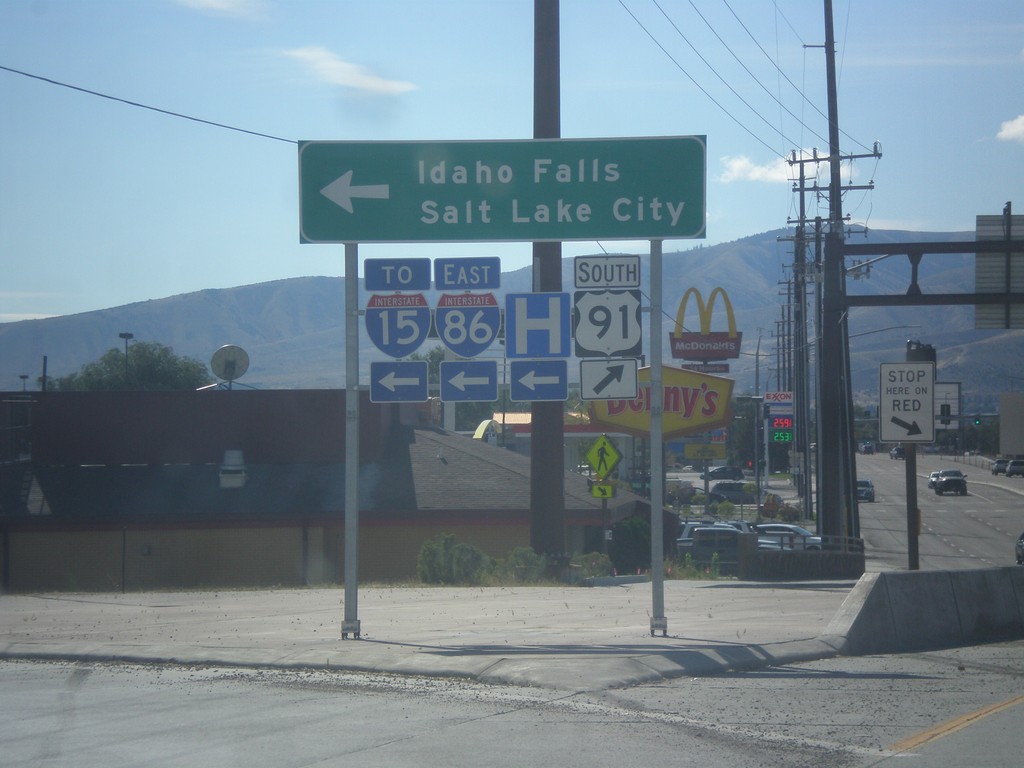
435 293 501 358
440 360 498 402
365 293 432 358
364 258 431 291
509 360 568 402
369 361 428 402
504 292 571 359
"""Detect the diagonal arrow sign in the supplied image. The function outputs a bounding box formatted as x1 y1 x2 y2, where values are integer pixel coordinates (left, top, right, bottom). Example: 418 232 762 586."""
890 416 922 436
519 369 561 390
449 371 490 391
320 170 390 213
593 363 625 395
380 371 421 391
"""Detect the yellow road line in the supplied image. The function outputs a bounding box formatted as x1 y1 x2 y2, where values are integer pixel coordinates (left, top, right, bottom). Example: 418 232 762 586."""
889 694 1024 753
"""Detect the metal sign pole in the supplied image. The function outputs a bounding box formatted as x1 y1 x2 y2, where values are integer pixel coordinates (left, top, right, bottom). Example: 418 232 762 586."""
649 239 667 636
342 242 361 638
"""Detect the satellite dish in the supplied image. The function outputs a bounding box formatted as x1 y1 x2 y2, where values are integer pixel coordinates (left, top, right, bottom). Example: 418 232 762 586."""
211 345 250 383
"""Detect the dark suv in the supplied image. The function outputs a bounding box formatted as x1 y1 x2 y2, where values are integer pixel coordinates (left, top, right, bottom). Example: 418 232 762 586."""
934 469 967 496
701 465 744 481
709 481 756 505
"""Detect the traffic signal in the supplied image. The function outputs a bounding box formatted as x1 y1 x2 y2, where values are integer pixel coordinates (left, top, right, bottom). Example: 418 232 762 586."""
974 415 982 426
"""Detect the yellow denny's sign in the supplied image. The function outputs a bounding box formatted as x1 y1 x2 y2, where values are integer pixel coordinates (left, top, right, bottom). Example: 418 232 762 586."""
587 365 734 439
669 287 742 361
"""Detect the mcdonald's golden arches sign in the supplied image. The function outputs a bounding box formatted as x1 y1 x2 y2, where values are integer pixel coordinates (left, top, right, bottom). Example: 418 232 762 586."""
669 287 742 361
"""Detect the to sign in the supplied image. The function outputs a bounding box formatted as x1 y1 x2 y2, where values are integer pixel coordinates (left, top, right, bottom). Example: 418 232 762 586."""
573 290 642 358
364 258 431 291
879 362 935 443
435 293 501 358
365 293 431 358
298 137 706 243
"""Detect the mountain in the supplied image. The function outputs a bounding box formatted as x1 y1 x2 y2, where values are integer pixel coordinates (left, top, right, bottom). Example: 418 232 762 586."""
2 228 1021 411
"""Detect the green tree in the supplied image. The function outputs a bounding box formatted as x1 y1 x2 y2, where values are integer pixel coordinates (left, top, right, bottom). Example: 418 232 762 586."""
50 341 213 391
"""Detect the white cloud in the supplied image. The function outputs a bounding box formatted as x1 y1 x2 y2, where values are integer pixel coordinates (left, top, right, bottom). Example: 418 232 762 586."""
175 0 266 20
996 115 1024 143
718 156 791 184
283 46 416 96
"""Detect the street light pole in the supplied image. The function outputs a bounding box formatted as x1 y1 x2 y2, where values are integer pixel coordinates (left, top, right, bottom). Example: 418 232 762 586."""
118 332 134 388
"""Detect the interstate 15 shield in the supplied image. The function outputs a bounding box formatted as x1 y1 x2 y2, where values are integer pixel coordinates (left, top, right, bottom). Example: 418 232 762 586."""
364 293 431 358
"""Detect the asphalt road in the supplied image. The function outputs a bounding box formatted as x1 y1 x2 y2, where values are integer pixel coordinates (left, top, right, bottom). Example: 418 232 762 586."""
5 640 1023 768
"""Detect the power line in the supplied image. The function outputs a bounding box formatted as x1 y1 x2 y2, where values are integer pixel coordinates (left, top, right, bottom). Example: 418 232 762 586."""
0 64 296 145
617 0 785 159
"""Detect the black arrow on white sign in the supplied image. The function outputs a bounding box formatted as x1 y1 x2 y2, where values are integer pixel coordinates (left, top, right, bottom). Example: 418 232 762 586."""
593 364 625 396
890 416 922 436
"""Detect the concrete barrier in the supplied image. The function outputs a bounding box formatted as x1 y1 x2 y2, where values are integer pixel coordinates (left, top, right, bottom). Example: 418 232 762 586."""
821 567 1024 656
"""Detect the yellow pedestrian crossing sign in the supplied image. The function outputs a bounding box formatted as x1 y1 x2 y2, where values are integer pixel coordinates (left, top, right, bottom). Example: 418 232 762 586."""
586 435 621 478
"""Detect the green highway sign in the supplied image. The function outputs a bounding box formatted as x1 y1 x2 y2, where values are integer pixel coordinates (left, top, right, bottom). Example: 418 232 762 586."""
298 136 706 244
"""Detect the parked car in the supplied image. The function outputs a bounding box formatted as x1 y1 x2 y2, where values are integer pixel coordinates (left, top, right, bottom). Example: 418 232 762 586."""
700 465 745 481
859 442 875 455
856 479 875 502
1006 460 1024 478
934 468 967 496
1017 531 1024 565
754 523 823 550
889 445 905 460
709 481 756 505
991 458 1009 475
927 471 941 489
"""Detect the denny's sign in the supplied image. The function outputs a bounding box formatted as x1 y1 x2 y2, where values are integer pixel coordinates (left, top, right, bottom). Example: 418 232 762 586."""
588 365 734 440
669 287 742 361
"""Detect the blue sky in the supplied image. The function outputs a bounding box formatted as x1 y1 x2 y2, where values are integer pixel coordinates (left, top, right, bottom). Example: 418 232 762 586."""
1 0 1021 321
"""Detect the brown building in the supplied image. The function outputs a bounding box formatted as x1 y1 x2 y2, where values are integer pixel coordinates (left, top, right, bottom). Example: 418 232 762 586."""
0 390 644 591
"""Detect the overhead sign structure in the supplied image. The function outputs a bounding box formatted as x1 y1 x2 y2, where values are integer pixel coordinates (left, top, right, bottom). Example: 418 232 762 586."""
298 136 706 243
509 360 567 402
364 293 431 358
573 289 643 358
504 292 571 359
435 293 501 358
579 358 638 401
879 362 936 443
574 255 641 289
369 361 428 403
439 360 498 402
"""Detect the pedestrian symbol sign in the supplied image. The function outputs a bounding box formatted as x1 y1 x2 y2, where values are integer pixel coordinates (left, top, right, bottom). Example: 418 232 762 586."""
586 435 621 479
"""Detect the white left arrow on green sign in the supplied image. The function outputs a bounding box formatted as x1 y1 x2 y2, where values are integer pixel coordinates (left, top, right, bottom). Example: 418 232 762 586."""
320 171 390 213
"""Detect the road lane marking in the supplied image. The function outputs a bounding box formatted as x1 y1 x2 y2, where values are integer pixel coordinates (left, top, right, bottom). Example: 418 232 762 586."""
888 694 1024 753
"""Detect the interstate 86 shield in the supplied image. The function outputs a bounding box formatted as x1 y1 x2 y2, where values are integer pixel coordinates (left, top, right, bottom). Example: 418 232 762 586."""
434 292 501 358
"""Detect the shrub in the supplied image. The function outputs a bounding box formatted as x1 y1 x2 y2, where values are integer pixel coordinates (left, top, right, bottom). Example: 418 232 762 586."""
416 533 490 584
570 551 612 579
492 547 547 583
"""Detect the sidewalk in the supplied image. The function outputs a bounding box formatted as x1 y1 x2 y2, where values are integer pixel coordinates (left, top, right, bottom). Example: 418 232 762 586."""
0 580 854 691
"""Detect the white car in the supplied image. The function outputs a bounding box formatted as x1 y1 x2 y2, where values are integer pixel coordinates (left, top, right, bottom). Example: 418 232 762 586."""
927 471 941 488
754 523 823 551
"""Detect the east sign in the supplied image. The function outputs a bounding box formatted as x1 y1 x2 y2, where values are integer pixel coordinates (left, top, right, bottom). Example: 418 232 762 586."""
299 137 706 243
588 365 735 440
